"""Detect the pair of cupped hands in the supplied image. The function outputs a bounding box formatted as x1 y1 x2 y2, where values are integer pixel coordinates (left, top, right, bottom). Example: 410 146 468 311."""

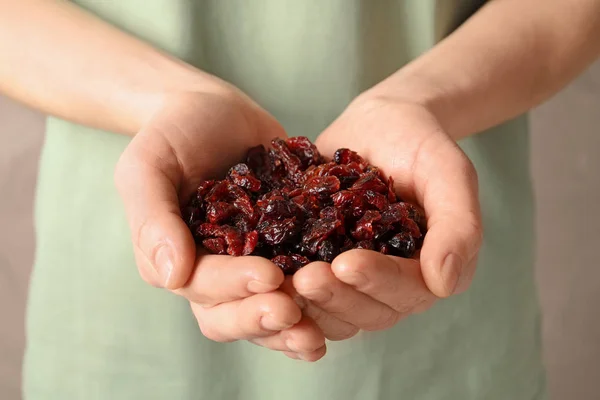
114 82 482 362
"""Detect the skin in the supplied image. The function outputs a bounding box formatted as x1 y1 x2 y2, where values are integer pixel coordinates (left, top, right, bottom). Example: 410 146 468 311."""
1 0 600 360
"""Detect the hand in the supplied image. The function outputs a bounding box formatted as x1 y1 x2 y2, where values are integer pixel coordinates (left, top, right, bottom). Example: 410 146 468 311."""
115 90 325 361
292 96 483 340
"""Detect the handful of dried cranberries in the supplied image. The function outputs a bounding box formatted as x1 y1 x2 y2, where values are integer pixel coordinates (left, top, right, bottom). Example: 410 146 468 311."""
182 137 425 275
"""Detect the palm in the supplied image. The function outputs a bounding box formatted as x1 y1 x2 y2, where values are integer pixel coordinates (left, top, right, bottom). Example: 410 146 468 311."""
116 92 327 361
316 100 453 206
290 98 482 341
133 92 287 203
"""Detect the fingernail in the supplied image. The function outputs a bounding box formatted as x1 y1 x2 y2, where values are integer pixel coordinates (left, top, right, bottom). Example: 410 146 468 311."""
261 315 293 331
441 253 462 296
154 245 174 287
247 280 278 293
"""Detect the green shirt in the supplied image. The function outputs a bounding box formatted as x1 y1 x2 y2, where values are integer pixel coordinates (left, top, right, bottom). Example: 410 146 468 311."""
24 1 546 399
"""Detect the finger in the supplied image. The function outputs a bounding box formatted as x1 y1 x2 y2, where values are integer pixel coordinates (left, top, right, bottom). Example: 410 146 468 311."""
409 134 483 298
279 279 359 341
302 302 360 341
174 254 284 306
294 262 400 331
455 255 479 295
250 316 325 354
191 291 302 342
132 247 163 288
283 345 327 362
115 133 195 290
331 250 436 314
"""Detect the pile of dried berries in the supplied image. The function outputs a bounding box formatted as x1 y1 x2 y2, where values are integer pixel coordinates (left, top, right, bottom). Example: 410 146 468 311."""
182 137 425 275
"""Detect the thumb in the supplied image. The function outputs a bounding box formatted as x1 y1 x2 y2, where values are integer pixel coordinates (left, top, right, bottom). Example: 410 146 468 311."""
417 139 483 298
115 133 196 290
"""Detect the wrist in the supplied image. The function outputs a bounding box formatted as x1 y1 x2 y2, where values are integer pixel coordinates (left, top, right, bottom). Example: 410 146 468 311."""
119 60 239 135
361 70 468 141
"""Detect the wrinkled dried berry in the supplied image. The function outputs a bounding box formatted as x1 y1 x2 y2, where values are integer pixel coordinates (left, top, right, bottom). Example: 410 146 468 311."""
388 232 416 258
228 163 261 192
318 240 339 263
257 217 299 245
183 136 425 274
206 202 238 224
272 254 310 275
333 148 366 167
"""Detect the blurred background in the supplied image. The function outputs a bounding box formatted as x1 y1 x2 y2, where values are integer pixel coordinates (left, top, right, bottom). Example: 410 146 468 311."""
1 61 599 399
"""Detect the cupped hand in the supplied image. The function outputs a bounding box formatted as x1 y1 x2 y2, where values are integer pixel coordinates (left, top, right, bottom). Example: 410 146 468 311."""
292 96 483 340
115 90 325 361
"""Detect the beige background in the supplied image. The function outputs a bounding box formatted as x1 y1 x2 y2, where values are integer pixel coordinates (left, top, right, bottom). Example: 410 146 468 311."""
1 61 599 399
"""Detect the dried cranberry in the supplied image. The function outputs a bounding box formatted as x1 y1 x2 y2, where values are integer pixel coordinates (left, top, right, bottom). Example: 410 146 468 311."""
388 232 416 258
286 136 320 169
272 254 310 275
256 217 299 245
333 148 366 167
355 240 375 250
228 163 261 192
352 210 382 241
206 202 238 224
350 171 388 193
318 240 339 263
304 176 341 199
183 136 425 273
202 238 227 255
243 231 259 256
301 216 343 255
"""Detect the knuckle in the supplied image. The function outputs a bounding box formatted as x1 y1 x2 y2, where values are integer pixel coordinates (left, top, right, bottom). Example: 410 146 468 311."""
173 287 214 307
394 295 428 314
113 151 137 194
294 269 331 296
333 250 369 277
463 214 484 251
113 159 127 192
134 217 154 252
326 325 360 341
363 309 401 332
460 155 478 185
137 266 160 288
197 320 229 343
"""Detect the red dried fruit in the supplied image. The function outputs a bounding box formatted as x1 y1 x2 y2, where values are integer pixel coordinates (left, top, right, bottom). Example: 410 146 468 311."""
352 210 382 241
318 240 339 263
333 148 366 167
271 254 310 275
228 163 261 192
304 176 341 199
355 240 375 250
197 180 217 198
362 190 388 210
196 224 245 256
202 238 227 255
246 145 271 180
331 190 366 218
182 206 203 227
256 217 299 245
271 138 303 182
387 176 397 203
243 231 259 256
388 232 416 258
206 202 238 224
183 136 425 274
286 136 321 169
350 171 388 193
301 216 343 255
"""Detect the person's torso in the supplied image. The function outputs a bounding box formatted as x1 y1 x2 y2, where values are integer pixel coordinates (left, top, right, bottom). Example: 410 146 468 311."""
24 2 546 399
